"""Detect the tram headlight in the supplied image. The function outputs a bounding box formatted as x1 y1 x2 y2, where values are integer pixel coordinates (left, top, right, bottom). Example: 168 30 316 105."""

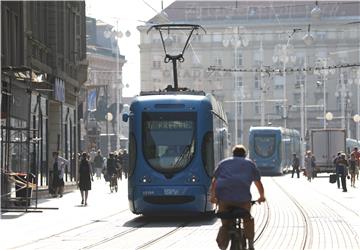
187 175 198 183
140 176 152 183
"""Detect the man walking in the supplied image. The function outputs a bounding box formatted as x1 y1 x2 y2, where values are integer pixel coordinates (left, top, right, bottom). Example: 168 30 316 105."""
291 153 300 178
52 151 69 198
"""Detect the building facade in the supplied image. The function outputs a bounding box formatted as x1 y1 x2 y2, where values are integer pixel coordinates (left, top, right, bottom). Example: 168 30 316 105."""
1 1 87 204
138 1 360 148
82 17 126 156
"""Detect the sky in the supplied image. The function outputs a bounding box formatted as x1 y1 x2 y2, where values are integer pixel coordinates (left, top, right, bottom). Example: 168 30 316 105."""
86 0 176 97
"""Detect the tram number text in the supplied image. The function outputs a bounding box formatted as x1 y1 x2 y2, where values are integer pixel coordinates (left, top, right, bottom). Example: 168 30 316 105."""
142 191 155 196
164 188 179 195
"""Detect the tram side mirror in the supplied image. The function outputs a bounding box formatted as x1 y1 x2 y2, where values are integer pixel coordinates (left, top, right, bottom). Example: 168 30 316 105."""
122 113 129 122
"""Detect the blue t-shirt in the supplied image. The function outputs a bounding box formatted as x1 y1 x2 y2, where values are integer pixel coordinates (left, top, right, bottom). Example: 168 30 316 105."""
214 156 261 203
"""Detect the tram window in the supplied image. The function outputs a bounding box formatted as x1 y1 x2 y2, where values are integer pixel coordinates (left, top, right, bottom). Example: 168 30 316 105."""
202 131 214 176
142 112 196 173
128 133 136 177
254 134 276 158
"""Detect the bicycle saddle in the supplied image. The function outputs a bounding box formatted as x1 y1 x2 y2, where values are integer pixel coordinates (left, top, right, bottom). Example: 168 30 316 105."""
216 208 250 219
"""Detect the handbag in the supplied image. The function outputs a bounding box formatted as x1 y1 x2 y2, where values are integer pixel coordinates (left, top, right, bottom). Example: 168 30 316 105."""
329 174 337 184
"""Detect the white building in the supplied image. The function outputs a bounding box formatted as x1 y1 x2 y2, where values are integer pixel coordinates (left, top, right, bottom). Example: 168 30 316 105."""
138 1 360 147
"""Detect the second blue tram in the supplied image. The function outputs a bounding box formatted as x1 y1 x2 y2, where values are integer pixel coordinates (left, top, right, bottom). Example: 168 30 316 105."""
123 91 229 215
248 126 301 175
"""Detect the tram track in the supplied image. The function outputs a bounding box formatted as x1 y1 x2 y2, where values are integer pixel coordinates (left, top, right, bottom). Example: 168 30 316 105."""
82 220 151 249
9 209 130 249
253 199 271 244
271 177 312 250
83 217 199 249
135 221 190 249
310 181 360 247
271 175 360 249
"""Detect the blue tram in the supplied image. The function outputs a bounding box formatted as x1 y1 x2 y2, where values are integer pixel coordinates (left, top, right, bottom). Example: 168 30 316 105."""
248 126 301 175
122 91 229 215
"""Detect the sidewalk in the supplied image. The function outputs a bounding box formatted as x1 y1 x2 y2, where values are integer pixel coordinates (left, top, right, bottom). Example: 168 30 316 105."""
0 178 130 249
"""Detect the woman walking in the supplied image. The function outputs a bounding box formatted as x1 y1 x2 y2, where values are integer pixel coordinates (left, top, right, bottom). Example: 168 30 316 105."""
78 152 93 206
349 153 356 187
304 150 316 182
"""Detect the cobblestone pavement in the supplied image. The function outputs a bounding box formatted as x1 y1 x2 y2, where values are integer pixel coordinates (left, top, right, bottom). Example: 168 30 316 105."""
1 174 360 249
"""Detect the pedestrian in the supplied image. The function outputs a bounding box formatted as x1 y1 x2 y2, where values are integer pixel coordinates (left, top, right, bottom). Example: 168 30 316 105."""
291 153 300 178
210 144 265 250
350 147 360 180
336 153 348 192
334 152 342 189
115 151 123 181
121 149 129 179
52 151 69 198
304 150 315 182
78 152 93 206
88 148 97 175
93 150 104 180
348 153 357 187
106 153 118 189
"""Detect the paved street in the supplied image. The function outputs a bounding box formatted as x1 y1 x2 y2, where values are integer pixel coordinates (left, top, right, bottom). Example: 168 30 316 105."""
1 174 360 250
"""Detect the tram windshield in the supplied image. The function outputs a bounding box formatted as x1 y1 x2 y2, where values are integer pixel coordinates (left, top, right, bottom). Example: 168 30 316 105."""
254 134 276 158
142 112 196 173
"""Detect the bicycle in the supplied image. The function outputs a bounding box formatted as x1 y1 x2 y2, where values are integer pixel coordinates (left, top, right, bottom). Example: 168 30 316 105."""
216 201 256 250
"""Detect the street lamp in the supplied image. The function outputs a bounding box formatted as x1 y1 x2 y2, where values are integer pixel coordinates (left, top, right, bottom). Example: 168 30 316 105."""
311 1 321 21
325 112 334 121
303 24 315 47
222 26 249 144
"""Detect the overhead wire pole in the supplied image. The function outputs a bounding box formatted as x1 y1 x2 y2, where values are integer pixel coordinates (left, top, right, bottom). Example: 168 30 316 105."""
259 38 265 126
234 42 238 145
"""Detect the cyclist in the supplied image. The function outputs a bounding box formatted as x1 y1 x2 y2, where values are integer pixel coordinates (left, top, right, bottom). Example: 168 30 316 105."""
106 153 118 189
210 144 265 250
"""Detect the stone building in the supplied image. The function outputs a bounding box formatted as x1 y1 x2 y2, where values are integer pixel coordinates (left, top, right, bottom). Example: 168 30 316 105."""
138 1 360 147
1 1 87 203
83 17 126 156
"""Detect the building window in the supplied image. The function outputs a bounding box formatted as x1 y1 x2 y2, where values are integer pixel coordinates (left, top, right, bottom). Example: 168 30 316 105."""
293 93 300 105
213 32 222 42
296 73 305 88
274 103 282 115
235 76 243 88
274 75 284 89
236 103 242 114
255 102 260 114
254 74 260 89
235 52 243 67
152 60 161 69
215 57 222 66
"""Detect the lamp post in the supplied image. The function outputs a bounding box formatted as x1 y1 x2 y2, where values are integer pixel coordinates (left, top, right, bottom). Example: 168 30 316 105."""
314 57 335 128
272 30 297 128
350 69 360 139
302 24 314 166
104 22 131 150
334 69 351 131
223 26 249 144
354 114 360 141
105 112 113 155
